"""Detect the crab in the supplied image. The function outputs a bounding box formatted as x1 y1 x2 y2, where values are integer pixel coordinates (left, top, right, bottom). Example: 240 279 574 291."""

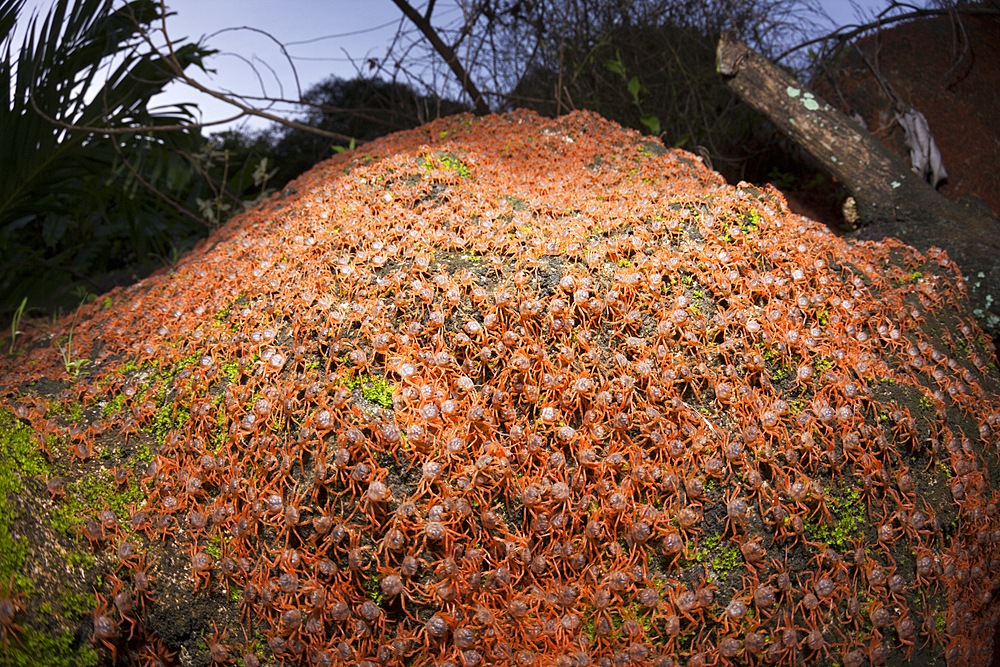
91 592 120 663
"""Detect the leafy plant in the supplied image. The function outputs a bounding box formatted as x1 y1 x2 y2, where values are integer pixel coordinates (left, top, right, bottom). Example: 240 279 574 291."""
604 49 661 136
332 138 356 154
193 140 277 228
0 0 216 315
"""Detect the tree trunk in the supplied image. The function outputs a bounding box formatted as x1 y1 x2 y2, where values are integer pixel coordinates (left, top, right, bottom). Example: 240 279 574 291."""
716 31 1000 330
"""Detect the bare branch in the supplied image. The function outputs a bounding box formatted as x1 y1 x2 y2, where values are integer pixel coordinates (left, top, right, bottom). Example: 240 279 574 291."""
204 25 303 99
28 92 246 134
120 2 362 142
390 0 491 115
776 4 998 64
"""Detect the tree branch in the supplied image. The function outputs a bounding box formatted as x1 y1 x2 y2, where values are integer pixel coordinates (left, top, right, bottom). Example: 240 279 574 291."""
776 5 999 64
109 138 212 228
390 0 491 115
718 30 1000 328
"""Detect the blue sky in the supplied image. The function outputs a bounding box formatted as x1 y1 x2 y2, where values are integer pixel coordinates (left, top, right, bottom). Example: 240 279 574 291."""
15 0 896 133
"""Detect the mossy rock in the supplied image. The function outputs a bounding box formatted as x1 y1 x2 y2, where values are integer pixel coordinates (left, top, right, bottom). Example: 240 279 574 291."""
1 109 999 666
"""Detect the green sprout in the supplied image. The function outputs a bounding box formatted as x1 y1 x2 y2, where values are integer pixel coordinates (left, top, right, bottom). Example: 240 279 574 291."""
332 138 357 154
58 310 89 378
361 378 394 409
8 297 27 355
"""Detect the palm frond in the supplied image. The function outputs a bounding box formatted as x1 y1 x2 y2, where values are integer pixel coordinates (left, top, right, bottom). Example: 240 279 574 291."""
0 0 215 312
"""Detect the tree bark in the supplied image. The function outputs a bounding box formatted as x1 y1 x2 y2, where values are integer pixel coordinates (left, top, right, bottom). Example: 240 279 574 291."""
716 31 1000 330
391 0 492 116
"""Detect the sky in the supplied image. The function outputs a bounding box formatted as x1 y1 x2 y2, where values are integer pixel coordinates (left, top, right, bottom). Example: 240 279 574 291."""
14 0 891 134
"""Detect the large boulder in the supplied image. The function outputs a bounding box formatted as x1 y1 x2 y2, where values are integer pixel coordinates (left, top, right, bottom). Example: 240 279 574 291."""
1 110 998 667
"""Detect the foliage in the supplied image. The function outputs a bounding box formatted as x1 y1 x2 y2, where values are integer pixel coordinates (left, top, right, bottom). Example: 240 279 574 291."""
0 0 216 316
6 297 26 355
191 139 278 227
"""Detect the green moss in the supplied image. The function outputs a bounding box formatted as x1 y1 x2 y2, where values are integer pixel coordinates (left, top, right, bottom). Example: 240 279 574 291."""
220 361 239 383
363 577 383 605
581 613 596 642
214 303 233 324
135 439 154 463
174 351 202 372
805 486 864 550
361 378 394 409
50 471 143 536
343 374 394 410
206 534 222 559
101 391 126 418
0 627 99 667
65 551 95 571
116 360 139 375
61 591 96 619
154 395 190 446
0 409 45 587
675 545 708 569
65 403 84 422
711 547 742 579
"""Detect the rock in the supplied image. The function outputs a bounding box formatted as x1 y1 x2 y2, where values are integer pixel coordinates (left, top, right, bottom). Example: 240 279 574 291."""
1 109 998 666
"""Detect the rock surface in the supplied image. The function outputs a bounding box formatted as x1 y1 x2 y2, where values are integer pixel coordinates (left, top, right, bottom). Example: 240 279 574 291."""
1 110 999 666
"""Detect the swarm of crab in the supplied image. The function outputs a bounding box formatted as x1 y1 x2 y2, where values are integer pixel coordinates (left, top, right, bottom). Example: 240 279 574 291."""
1 109 999 667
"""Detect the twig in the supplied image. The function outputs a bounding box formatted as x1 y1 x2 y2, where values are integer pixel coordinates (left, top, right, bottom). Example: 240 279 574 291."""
776 5 998 64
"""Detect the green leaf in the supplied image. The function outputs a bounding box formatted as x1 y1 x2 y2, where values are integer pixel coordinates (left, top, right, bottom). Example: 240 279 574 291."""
332 137 357 154
0 0 217 313
604 49 626 77
640 115 661 136
627 76 642 104
41 215 70 248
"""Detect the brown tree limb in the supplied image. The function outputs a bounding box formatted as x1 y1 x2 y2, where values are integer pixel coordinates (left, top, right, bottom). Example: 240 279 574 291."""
390 0 491 115
716 31 919 221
